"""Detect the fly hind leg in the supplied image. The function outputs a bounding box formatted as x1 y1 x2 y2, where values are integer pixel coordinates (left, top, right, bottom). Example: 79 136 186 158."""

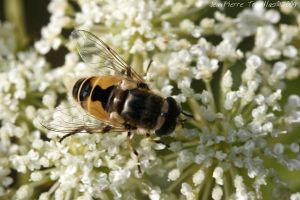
58 125 112 143
126 131 142 174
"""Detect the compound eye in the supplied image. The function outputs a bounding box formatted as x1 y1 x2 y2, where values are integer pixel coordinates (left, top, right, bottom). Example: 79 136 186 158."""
72 78 85 100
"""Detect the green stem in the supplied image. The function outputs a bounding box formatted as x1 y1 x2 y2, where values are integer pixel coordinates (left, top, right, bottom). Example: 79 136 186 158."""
159 7 207 24
182 140 199 148
64 189 72 200
223 172 231 199
229 98 241 120
73 187 79 199
29 176 51 188
131 53 144 75
48 181 60 196
204 80 216 113
202 167 214 200
163 153 179 162
188 98 205 128
164 160 177 170
229 167 237 189
194 182 205 199
4 0 28 50
166 164 198 193
241 102 257 121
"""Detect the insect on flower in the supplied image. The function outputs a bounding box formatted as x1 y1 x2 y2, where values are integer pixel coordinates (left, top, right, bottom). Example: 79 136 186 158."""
42 30 193 170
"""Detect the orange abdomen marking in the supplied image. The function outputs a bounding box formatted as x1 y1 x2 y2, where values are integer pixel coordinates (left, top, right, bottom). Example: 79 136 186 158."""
91 76 122 90
76 76 122 123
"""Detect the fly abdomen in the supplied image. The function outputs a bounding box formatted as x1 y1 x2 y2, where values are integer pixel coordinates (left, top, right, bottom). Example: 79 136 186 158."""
91 85 115 110
72 77 94 103
72 78 85 100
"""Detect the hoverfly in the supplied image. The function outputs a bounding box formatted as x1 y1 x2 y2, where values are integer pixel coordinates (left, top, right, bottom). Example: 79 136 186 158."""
43 30 192 170
55 30 191 140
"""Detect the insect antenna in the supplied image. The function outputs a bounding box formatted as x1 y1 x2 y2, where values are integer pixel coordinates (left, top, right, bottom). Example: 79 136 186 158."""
181 110 194 119
126 131 142 174
177 111 194 128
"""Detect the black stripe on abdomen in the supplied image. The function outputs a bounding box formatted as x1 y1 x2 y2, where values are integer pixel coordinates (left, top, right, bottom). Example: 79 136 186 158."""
91 85 115 110
72 78 85 100
79 78 93 101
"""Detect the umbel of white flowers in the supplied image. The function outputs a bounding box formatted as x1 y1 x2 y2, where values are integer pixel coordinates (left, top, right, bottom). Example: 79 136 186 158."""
1 0 300 199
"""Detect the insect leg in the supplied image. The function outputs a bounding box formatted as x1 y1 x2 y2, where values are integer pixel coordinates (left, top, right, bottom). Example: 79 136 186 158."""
59 125 112 143
181 110 194 118
59 133 75 143
101 125 113 133
146 132 169 148
137 82 149 90
136 60 153 90
144 59 153 77
126 131 141 173
59 126 86 143
176 110 195 129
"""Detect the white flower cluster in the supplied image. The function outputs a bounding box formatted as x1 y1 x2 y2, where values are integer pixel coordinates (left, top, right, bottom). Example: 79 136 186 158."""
1 0 300 199
0 21 68 198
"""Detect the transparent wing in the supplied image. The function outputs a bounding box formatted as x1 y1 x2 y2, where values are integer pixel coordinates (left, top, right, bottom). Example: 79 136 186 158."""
71 30 145 83
40 104 126 141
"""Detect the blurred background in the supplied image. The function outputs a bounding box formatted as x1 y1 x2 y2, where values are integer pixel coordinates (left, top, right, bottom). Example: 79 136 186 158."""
0 0 68 67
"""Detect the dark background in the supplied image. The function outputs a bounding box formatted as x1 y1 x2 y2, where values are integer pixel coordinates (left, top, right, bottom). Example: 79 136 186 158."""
0 0 67 66
0 0 50 45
